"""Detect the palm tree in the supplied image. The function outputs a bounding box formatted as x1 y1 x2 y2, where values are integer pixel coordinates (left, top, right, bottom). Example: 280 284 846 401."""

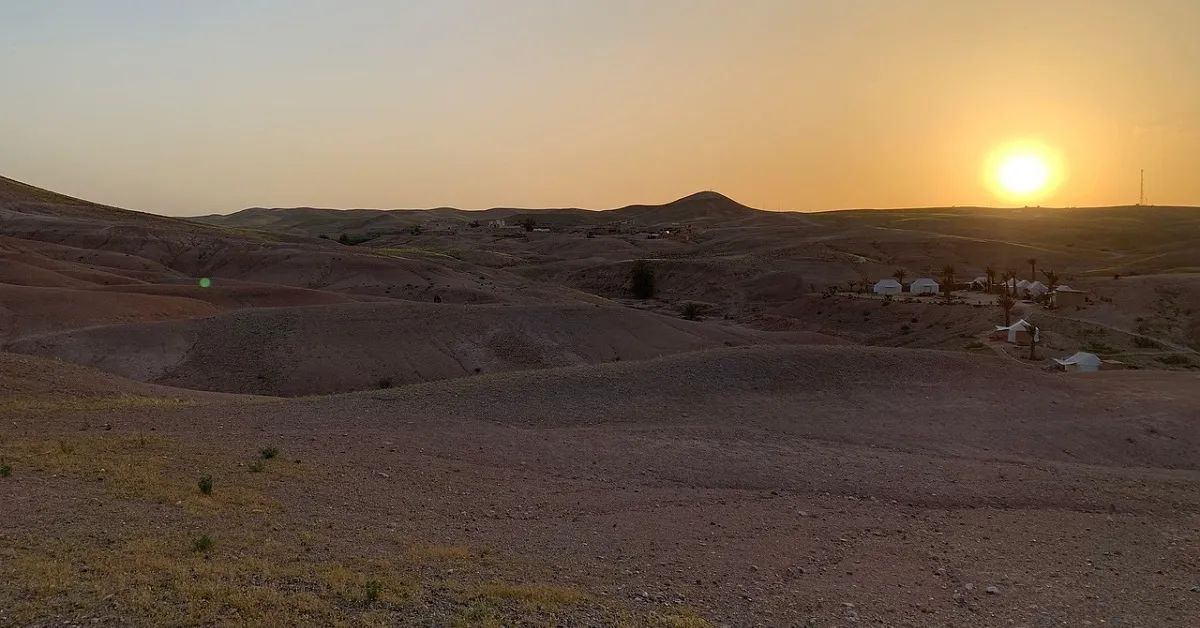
984 265 996 293
892 268 907 286
1041 269 1060 290
1001 269 1018 296
1026 258 1038 282
997 293 1016 327
941 264 955 302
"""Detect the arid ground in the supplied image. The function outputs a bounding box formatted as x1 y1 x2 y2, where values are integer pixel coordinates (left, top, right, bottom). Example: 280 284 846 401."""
2 176 1199 627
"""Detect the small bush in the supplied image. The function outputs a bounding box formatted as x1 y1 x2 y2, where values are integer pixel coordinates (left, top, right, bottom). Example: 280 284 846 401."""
365 580 382 602
965 341 987 350
59 440 76 455
681 302 701 321
260 446 279 460
377 377 393 389
629 260 656 299
198 475 213 495
248 460 265 473
1133 336 1160 349
1082 341 1119 355
0 459 11 478
192 535 214 553
1158 354 1192 366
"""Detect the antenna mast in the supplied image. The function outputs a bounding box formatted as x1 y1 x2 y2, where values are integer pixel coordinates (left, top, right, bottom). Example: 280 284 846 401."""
1140 169 1145 206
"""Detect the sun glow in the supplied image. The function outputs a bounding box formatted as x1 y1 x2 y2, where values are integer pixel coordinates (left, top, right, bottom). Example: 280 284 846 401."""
984 141 1063 203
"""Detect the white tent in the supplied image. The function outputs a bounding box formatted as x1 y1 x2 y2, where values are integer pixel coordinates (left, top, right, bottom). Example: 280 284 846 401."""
1054 351 1102 372
873 278 902 295
1054 284 1074 292
910 278 939 295
1002 319 1040 344
1027 280 1048 297
971 276 989 288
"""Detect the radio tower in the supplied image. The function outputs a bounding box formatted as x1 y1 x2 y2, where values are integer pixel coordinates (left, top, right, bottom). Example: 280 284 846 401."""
1139 169 1145 206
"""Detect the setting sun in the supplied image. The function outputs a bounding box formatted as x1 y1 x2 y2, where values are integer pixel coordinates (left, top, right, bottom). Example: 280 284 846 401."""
984 141 1064 204
997 154 1050 196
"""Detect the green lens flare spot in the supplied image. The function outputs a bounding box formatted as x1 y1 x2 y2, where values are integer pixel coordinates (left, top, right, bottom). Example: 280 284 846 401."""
198 278 212 288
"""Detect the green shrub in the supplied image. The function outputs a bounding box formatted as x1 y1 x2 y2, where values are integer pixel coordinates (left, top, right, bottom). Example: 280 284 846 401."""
248 460 265 473
260 446 279 460
0 459 11 478
630 260 656 299
192 535 214 553
198 475 213 495
1158 354 1192 366
365 580 382 602
681 302 701 321
1133 336 1160 349
1082 341 1119 355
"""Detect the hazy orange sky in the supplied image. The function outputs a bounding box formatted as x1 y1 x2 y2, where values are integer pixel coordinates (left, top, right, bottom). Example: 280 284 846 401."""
2 1 1199 215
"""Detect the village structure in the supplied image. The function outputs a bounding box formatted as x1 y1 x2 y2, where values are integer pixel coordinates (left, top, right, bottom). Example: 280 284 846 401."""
864 270 1127 373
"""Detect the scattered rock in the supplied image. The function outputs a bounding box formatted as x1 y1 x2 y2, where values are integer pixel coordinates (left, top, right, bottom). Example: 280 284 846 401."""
985 585 1001 595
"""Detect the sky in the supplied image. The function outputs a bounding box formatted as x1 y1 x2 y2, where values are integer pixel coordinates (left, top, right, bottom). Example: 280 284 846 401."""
2 0 1199 216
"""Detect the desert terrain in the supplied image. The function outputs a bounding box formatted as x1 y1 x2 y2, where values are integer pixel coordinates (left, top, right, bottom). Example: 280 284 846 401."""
2 175 1200 626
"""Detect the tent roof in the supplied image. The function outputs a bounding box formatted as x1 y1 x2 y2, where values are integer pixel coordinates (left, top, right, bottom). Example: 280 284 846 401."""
1029 280 1047 289
912 277 939 285
874 278 901 287
1055 285 1083 293
1016 279 1031 288
1054 352 1102 366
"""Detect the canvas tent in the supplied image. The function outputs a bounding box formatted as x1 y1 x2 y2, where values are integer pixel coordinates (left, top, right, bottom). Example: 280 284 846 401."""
873 278 902 295
997 319 1040 345
1027 280 1048 297
1054 351 1102 372
910 278 939 295
1052 286 1087 308
971 276 989 289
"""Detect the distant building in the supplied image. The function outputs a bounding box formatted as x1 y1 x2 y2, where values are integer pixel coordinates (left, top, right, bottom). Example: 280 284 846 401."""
910 278 940 295
1052 286 1087 309
487 219 507 229
873 278 902 295
1026 280 1049 297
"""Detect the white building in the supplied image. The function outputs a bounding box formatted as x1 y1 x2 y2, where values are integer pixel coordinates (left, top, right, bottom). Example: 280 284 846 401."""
1054 351 1102 373
873 278 902 295
910 278 940 295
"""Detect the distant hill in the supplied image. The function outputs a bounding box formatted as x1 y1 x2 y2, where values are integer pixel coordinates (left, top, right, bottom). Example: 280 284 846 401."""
193 190 765 237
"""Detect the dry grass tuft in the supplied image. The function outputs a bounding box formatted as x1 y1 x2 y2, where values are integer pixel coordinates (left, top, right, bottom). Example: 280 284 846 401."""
0 534 420 625
0 435 277 513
